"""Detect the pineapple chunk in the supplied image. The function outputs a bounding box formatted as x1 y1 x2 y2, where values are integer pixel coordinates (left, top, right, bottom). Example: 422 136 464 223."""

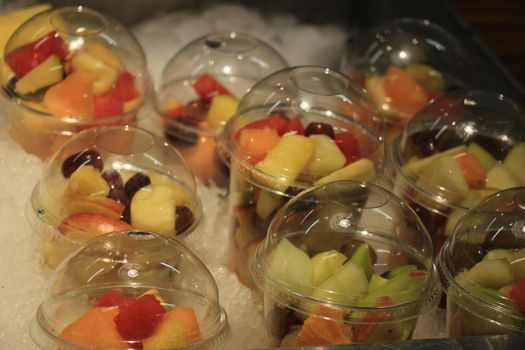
206 95 238 129
83 39 123 70
365 76 389 112
315 158 376 185
130 184 178 237
142 315 188 350
67 165 109 197
303 134 346 177
15 54 63 95
504 143 525 185
255 134 314 192
71 50 119 95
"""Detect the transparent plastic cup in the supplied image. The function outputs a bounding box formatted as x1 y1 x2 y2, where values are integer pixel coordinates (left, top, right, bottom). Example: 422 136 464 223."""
0 6 151 159
390 90 525 252
220 66 385 287
340 18 474 142
30 230 230 349
157 32 287 189
27 125 202 269
438 187 525 336
250 181 440 347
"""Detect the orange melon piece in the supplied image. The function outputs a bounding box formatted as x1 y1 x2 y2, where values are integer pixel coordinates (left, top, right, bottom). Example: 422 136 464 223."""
297 306 352 346
238 128 281 165
169 306 202 343
43 70 94 119
384 65 428 118
177 136 216 181
59 307 127 349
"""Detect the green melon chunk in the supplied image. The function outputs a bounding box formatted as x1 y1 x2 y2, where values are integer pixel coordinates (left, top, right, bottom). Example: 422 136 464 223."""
467 143 496 171
504 143 525 185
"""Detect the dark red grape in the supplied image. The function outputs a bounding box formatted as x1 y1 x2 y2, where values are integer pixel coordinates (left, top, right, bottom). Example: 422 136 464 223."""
175 206 195 234
183 99 209 124
102 170 124 190
109 188 130 207
61 149 103 178
124 173 151 199
304 122 335 139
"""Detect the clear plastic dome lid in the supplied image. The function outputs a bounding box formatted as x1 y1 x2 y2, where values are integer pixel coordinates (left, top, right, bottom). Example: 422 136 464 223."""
221 66 385 193
31 230 230 349
1 6 149 121
251 181 439 322
438 187 525 329
341 18 474 124
157 32 287 135
392 90 525 210
28 125 201 266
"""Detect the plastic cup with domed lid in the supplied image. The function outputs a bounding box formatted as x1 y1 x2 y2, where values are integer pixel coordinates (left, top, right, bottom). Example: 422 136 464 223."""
0 5 151 159
340 18 474 142
389 90 525 253
30 229 230 349
249 180 440 347
27 125 202 269
219 66 384 287
156 31 287 189
437 187 525 337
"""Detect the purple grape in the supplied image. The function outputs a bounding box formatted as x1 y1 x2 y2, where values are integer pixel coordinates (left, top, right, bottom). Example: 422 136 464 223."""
61 149 103 178
102 170 124 190
175 206 195 234
183 99 209 124
124 173 151 199
304 122 335 139
109 188 130 207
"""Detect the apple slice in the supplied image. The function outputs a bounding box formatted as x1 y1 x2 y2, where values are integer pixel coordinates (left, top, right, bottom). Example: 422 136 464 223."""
456 259 514 290
314 158 376 185
267 238 313 295
485 162 520 190
58 213 132 242
368 274 388 293
311 250 347 286
130 184 179 237
61 195 125 220
362 270 428 306
404 64 446 92
350 243 373 280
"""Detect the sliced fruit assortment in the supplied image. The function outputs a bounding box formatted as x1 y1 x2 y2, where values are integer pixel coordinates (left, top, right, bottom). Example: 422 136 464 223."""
448 248 525 336
59 288 202 349
3 29 142 119
55 149 195 242
230 114 378 286
399 137 525 250
264 239 427 346
162 74 236 184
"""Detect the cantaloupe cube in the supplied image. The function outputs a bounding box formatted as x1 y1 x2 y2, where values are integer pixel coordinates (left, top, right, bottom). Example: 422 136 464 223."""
43 70 94 119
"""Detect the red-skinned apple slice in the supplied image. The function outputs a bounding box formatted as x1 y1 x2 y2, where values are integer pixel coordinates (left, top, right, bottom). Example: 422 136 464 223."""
61 196 125 219
58 213 132 241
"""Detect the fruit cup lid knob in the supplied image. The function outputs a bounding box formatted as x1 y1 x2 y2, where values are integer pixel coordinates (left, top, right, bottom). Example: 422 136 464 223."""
30 230 230 350
1 6 150 121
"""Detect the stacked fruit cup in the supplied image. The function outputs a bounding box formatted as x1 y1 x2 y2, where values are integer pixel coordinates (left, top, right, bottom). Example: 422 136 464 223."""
389 90 525 253
0 6 150 159
438 187 525 337
156 32 287 190
27 125 202 269
30 230 231 349
220 66 385 287
340 18 474 142
250 181 440 347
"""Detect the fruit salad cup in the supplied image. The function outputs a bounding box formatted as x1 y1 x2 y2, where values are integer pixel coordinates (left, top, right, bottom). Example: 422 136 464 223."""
157 32 287 189
220 66 384 287
438 187 525 336
0 6 150 159
30 230 230 350
27 125 202 269
390 90 525 253
250 181 440 347
340 18 474 141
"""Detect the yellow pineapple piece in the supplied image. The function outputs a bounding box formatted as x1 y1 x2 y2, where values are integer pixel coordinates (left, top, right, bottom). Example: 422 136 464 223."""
140 288 165 303
130 184 178 237
83 39 123 70
303 134 346 178
255 134 314 192
148 172 191 205
67 165 109 197
206 95 238 129
315 158 376 185
143 315 188 350
71 50 119 95
15 55 63 95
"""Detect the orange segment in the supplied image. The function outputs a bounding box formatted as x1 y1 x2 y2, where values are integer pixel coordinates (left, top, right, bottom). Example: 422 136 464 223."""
43 70 94 119
59 307 126 349
384 65 428 118
297 306 352 346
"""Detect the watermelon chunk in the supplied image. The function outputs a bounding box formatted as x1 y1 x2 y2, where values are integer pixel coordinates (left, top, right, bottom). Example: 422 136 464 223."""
334 131 361 165
94 93 124 119
114 294 167 341
192 73 232 99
